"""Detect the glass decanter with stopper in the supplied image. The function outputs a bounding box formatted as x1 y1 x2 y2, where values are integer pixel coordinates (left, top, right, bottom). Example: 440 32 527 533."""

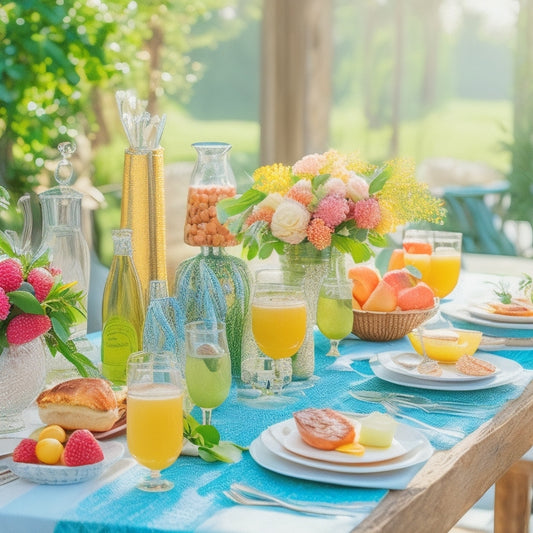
36 142 92 378
101 229 145 385
175 142 251 379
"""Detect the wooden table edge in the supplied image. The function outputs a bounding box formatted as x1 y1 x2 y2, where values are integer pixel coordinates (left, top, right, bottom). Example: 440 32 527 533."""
352 378 533 533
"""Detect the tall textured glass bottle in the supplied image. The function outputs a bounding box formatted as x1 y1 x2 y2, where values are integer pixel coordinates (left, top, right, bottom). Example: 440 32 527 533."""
101 229 145 385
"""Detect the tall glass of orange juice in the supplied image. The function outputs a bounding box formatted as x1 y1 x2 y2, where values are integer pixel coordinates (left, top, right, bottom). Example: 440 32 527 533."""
127 351 183 492
427 231 462 298
251 272 307 401
403 230 462 298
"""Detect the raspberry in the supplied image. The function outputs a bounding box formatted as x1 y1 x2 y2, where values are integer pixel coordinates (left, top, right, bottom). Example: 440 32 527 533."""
12 438 39 464
0 258 23 292
62 429 104 466
0 287 10 320
6 313 52 344
27 267 54 302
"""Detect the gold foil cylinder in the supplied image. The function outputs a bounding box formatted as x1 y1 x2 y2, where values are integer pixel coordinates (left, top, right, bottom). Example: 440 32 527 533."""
120 148 167 299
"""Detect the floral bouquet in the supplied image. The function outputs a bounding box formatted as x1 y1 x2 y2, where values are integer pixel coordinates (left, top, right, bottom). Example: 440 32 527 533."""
217 149 445 263
0 230 97 377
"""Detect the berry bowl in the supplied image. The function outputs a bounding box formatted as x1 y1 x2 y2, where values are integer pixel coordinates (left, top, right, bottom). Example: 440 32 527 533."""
352 303 439 342
7 440 123 485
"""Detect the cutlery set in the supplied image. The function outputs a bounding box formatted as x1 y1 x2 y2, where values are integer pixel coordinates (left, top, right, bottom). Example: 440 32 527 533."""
224 483 374 517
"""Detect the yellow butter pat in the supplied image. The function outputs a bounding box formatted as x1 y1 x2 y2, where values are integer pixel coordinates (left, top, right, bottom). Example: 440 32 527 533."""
358 412 398 448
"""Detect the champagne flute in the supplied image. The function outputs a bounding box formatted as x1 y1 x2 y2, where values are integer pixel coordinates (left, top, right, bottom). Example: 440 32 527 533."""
127 351 183 492
317 279 353 356
185 321 231 425
251 278 307 398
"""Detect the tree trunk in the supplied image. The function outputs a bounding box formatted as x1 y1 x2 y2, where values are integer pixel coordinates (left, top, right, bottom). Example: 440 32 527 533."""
146 16 164 117
419 0 441 110
260 0 332 165
389 0 405 157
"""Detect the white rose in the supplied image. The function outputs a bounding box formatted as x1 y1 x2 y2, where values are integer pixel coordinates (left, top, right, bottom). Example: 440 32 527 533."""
258 192 283 211
270 199 311 244
346 172 370 202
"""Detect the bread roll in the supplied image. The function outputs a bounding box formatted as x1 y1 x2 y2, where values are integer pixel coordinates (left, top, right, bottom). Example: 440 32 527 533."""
36 378 120 432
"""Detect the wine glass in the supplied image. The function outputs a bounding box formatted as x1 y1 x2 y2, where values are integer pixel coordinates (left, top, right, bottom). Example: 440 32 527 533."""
317 278 353 356
251 275 307 397
127 351 184 492
184 321 231 425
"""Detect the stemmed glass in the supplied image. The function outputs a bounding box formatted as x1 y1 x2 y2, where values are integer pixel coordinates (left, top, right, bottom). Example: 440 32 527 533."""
251 275 307 400
185 321 231 425
127 351 184 492
317 278 353 356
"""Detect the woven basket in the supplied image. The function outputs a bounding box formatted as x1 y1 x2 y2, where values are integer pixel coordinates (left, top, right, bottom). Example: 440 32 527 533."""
352 304 438 342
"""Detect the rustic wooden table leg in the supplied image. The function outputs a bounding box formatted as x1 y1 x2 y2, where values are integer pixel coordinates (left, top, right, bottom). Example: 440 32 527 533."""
494 460 533 533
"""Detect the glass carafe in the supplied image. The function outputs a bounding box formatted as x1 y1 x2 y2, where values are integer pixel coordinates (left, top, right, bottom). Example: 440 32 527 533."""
36 142 90 343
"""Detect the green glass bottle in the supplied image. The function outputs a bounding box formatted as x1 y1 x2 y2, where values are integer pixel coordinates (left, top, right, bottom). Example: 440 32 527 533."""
101 229 145 385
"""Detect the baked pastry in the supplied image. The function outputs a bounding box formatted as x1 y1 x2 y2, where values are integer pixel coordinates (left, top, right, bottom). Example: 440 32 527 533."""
36 378 120 432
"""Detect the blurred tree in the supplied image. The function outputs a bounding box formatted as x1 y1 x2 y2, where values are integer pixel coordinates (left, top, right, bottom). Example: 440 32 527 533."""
0 1 119 193
0 0 252 195
508 0 533 224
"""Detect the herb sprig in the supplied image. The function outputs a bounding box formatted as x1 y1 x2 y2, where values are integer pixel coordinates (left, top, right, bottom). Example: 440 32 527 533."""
183 413 247 463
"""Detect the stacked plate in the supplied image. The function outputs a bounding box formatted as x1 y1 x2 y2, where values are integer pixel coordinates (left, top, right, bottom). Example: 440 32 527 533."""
250 416 433 489
370 350 524 391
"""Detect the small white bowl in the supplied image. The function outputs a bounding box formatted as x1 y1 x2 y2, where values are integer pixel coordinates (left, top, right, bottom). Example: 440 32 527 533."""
7 440 124 485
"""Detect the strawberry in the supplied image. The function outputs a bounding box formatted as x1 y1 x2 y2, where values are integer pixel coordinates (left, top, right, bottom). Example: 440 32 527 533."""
12 438 39 463
0 258 23 293
62 430 104 466
0 287 10 320
27 267 54 302
6 314 52 344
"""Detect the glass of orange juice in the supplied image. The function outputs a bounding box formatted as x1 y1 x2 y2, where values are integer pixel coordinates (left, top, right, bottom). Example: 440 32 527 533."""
250 270 307 401
403 230 462 298
127 351 183 492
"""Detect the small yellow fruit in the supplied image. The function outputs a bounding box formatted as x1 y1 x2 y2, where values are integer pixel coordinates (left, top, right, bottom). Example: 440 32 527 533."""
38 425 67 443
36 438 64 465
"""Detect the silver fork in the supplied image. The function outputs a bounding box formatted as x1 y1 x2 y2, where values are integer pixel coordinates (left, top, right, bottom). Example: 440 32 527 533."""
224 483 375 517
351 390 497 416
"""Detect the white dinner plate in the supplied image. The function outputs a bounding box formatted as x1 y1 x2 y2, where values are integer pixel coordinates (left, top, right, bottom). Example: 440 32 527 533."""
270 417 408 465
369 354 524 391
377 351 499 382
441 302 533 331
6 440 124 485
249 436 427 489
469 304 533 324
263 423 432 474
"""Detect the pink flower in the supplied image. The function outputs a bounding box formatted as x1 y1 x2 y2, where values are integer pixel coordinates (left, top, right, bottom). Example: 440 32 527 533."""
313 195 349 229
287 180 314 206
292 153 327 176
307 218 333 250
244 206 274 228
270 199 311 244
323 177 346 197
346 173 369 202
353 198 381 229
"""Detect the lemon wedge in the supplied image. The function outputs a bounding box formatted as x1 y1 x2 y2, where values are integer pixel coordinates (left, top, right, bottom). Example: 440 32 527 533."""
335 442 365 456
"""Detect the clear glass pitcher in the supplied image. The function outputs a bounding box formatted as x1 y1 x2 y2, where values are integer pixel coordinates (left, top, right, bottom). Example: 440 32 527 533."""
36 142 90 341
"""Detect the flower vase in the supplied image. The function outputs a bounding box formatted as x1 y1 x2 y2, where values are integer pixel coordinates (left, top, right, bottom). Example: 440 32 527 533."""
0 336 47 433
279 242 331 380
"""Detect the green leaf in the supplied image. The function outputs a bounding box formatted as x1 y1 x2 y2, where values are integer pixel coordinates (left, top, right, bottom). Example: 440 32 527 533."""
7 291 45 314
368 231 388 248
368 165 392 195
195 424 221 445
50 314 70 342
217 189 266 221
